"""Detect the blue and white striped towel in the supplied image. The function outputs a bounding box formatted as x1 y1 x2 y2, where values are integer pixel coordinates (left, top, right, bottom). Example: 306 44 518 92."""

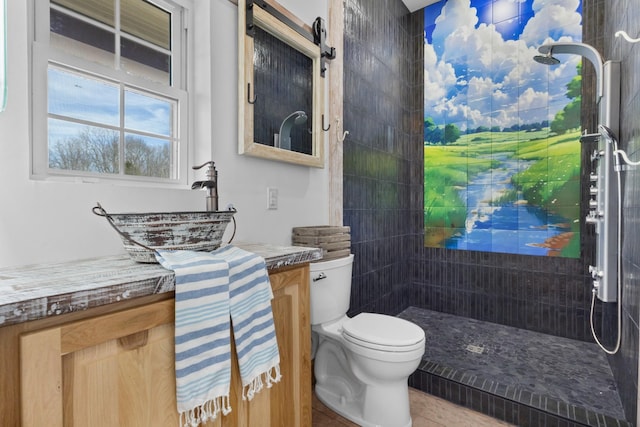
156 245 281 427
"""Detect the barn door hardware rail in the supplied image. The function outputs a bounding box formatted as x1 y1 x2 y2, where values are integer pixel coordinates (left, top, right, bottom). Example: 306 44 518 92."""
245 0 336 77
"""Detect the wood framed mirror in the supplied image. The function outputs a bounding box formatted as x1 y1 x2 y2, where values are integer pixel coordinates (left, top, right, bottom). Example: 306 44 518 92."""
238 0 325 168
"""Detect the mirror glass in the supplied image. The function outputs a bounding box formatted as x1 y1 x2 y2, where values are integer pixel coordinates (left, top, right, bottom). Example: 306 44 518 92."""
253 27 313 155
238 0 324 168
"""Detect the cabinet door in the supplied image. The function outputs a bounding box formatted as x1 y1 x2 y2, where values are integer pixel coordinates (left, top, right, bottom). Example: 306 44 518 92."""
221 265 312 427
256 265 312 427
20 299 178 427
19 266 312 427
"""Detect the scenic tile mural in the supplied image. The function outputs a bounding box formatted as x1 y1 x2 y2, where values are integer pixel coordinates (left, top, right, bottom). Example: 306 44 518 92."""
423 0 583 257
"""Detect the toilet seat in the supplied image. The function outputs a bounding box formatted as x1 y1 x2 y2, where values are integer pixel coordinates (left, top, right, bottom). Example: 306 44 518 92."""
342 313 425 352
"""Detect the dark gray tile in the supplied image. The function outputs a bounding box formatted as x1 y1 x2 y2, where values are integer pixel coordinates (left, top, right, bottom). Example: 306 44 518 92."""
398 306 630 426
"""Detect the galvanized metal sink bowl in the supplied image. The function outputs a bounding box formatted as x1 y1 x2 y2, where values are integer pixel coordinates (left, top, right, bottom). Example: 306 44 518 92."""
93 204 236 263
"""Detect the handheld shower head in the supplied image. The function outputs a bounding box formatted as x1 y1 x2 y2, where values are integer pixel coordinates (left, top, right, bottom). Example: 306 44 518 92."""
598 124 617 143
598 124 621 170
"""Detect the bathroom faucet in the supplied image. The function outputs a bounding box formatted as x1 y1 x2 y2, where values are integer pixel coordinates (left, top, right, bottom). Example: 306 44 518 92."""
192 161 218 211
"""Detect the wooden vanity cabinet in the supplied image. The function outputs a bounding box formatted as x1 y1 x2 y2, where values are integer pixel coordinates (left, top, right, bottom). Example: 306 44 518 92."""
1 264 311 427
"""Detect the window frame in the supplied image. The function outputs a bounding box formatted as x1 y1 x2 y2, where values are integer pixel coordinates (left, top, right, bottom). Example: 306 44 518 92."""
30 0 191 186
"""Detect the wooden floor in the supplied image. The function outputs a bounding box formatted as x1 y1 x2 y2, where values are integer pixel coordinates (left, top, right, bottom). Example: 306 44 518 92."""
312 387 514 427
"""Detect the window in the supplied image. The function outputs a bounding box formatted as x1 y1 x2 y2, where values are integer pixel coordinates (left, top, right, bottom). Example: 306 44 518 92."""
32 0 190 184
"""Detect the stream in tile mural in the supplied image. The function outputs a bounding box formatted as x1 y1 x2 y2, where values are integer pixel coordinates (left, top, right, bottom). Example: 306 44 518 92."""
423 0 583 257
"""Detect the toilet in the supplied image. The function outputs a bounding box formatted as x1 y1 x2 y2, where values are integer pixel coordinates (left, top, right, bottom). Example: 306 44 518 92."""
310 254 425 427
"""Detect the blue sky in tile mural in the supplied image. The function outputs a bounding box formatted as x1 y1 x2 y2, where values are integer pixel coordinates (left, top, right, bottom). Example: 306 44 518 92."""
423 0 583 257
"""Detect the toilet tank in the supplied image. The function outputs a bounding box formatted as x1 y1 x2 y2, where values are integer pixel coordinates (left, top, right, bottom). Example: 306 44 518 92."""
309 254 354 325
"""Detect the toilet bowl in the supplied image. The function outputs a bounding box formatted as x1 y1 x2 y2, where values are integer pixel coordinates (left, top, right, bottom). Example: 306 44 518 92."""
310 255 425 427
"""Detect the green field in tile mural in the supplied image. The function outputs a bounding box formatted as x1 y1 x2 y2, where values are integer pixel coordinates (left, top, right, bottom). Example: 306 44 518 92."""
423 0 582 257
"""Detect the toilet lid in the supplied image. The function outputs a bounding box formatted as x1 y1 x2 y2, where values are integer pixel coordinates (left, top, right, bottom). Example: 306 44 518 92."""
342 313 425 350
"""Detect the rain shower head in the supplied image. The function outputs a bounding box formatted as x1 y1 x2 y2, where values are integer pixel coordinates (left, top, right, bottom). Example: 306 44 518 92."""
535 42 605 100
533 52 561 65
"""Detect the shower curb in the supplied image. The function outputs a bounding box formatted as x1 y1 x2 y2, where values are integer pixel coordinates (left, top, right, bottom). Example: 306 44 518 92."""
409 360 633 427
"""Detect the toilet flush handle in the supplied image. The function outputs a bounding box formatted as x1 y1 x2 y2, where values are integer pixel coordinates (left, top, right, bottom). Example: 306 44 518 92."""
313 272 327 282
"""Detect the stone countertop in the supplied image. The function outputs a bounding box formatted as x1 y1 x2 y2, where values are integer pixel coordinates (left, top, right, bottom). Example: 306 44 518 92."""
0 243 322 328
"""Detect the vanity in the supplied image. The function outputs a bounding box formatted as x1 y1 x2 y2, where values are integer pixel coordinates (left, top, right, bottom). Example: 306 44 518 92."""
0 243 321 427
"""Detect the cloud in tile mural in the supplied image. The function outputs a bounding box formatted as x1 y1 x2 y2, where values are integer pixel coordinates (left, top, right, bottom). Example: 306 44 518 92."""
423 0 583 257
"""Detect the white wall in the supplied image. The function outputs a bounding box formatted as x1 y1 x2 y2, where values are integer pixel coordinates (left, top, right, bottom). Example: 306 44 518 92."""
0 0 329 268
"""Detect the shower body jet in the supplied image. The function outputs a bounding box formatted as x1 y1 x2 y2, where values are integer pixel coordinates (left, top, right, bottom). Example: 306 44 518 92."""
535 42 620 303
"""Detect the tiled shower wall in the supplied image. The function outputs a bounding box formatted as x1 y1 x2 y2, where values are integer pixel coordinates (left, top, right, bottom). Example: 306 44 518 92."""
342 0 423 316
343 0 598 338
342 0 638 422
411 1 601 343
413 8 601 341
603 0 640 422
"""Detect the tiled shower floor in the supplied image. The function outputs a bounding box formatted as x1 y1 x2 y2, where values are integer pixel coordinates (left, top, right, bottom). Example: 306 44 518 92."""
397 306 628 424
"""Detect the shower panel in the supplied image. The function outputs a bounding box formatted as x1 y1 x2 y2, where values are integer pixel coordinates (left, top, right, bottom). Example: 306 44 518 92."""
535 43 621 303
588 60 620 303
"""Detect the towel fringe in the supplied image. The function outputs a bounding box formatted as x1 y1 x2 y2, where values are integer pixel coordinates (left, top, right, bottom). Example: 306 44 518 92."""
242 363 282 401
266 364 282 388
222 395 232 415
179 395 230 427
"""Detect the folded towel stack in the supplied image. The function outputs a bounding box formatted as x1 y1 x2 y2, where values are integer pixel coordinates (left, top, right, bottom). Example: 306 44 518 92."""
156 245 281 427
